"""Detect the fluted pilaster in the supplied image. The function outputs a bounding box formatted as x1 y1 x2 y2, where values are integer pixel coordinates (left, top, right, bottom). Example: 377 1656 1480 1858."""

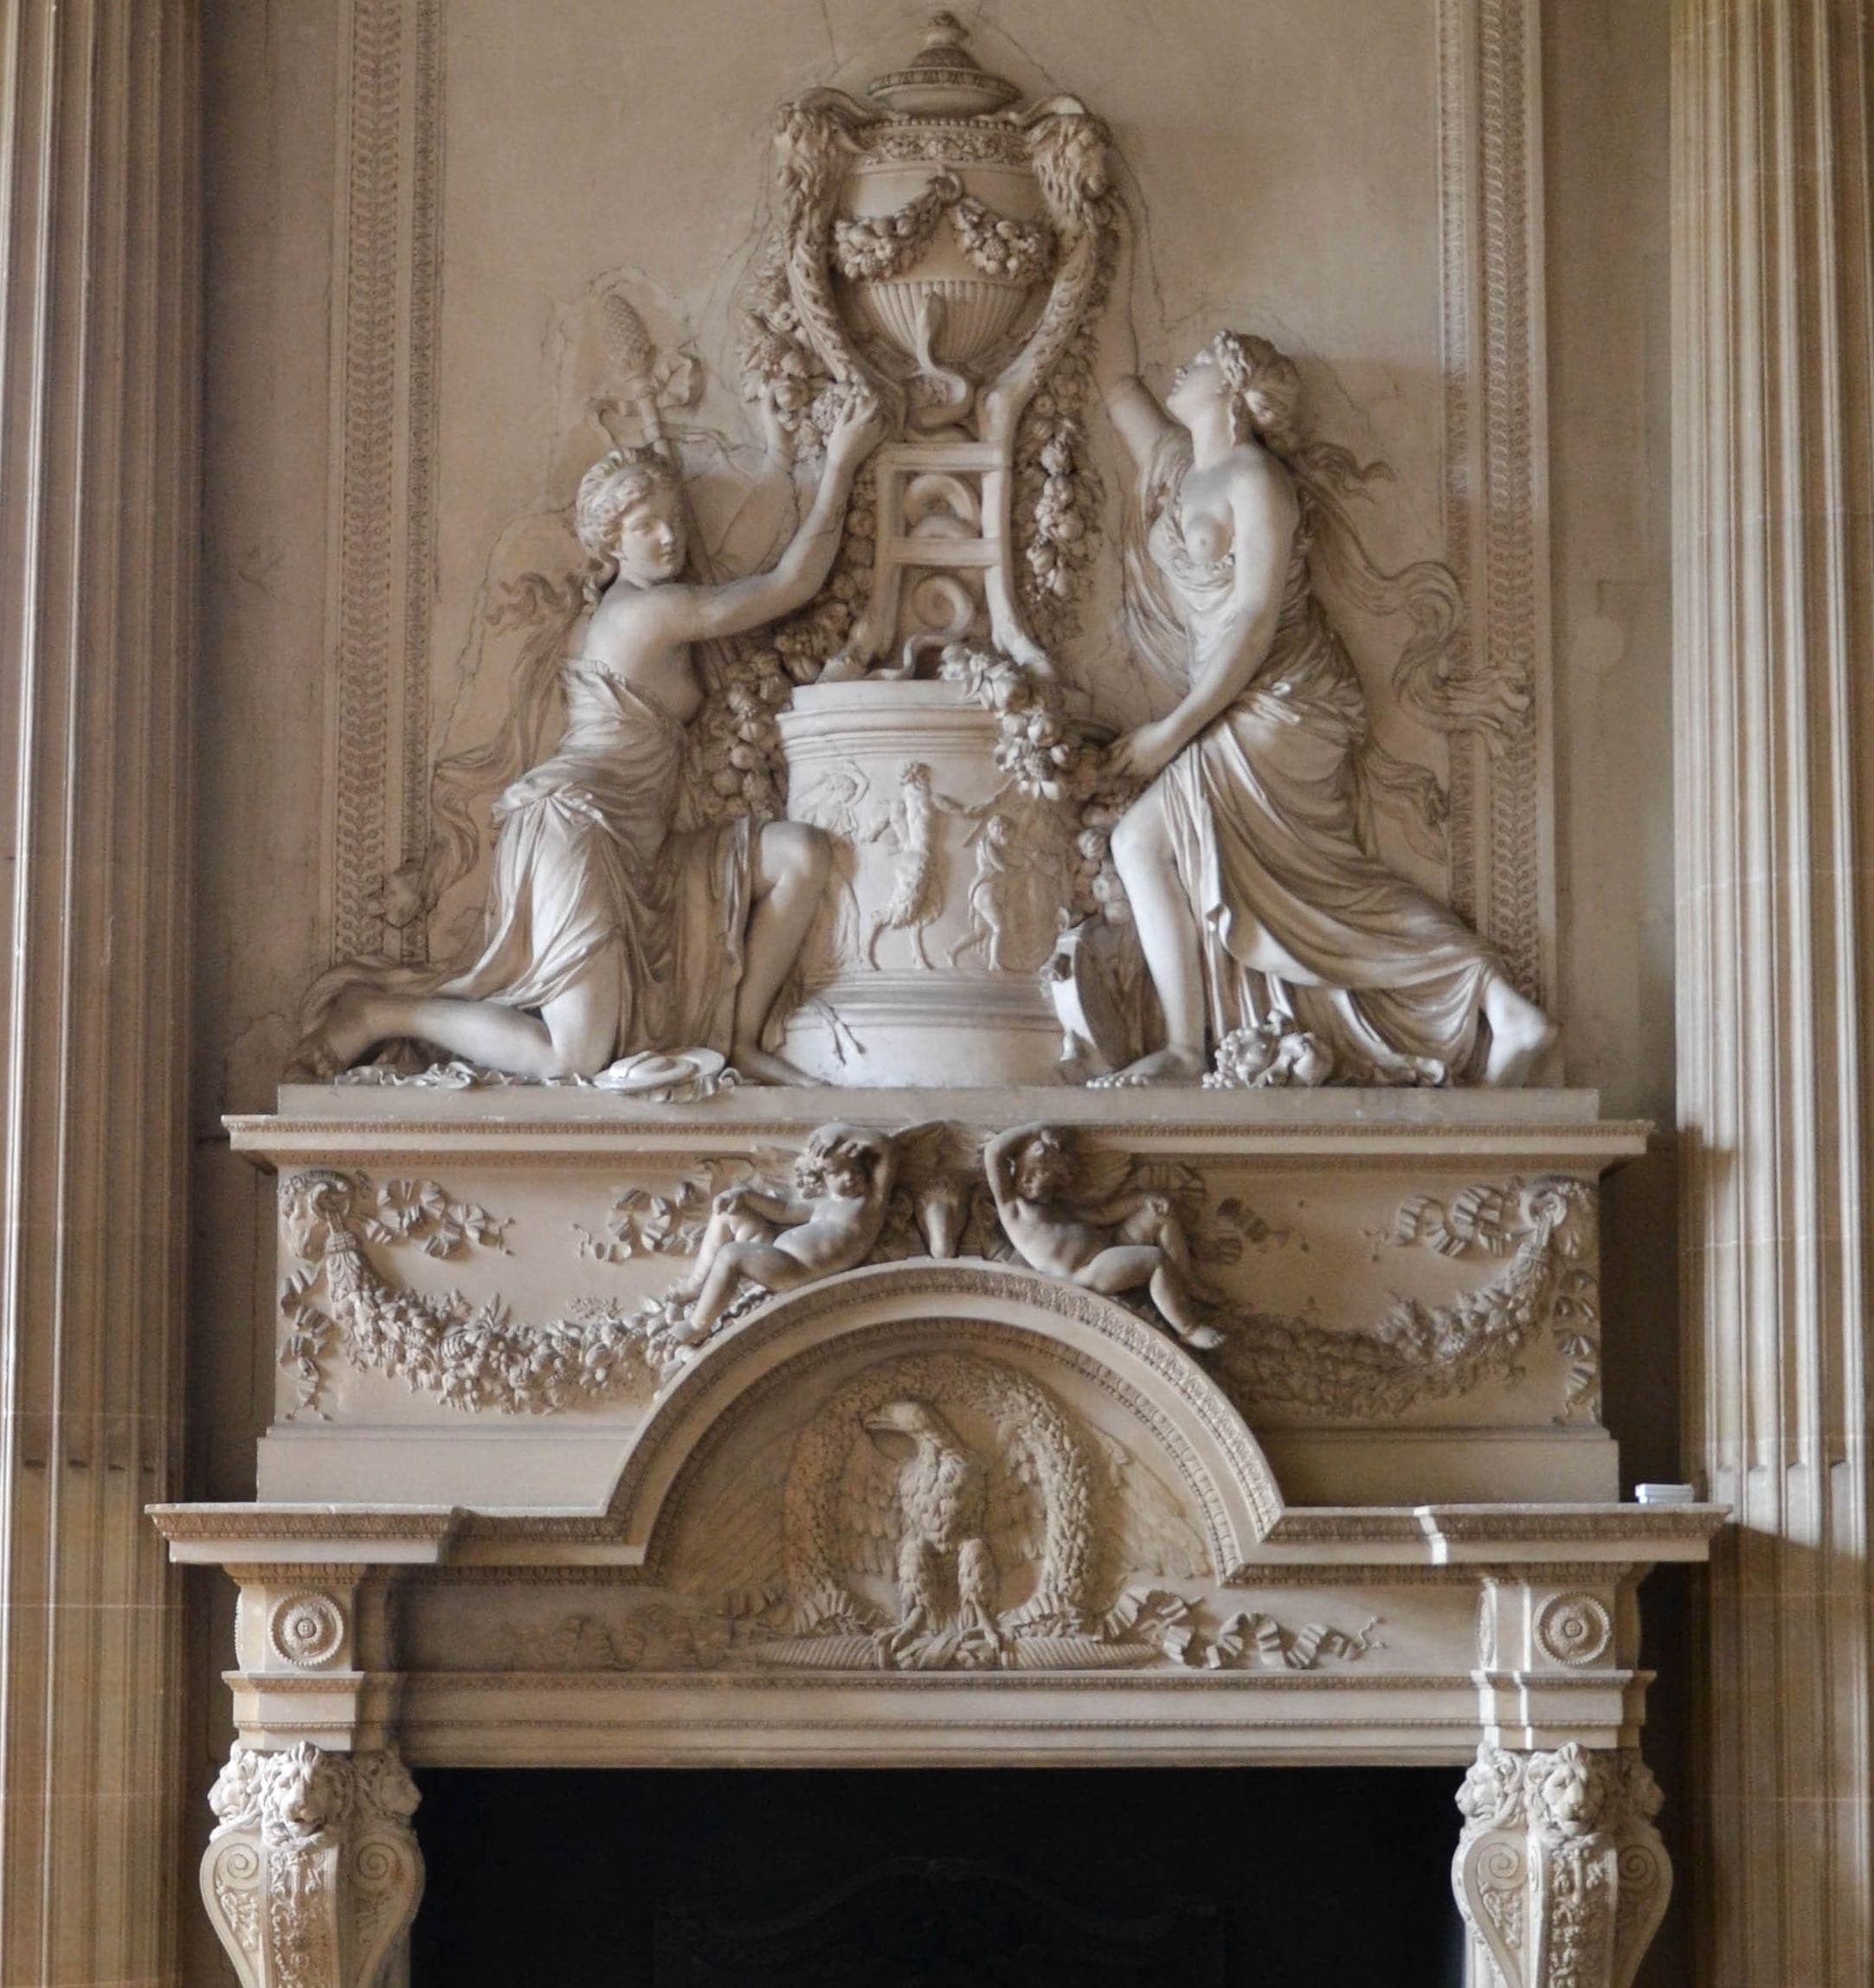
0 3 198 1982
1672 2 1874 1982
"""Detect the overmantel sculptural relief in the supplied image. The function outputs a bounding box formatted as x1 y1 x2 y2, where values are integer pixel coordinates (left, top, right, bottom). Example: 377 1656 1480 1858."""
171 15 1707 1988
289 12 1552 1098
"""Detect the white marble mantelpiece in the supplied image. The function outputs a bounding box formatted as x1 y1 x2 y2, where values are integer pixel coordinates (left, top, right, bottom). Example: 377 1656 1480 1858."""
248 1079 1635 1146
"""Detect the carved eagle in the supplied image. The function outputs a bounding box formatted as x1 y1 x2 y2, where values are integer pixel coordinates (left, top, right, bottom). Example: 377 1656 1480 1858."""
860 1399 1000 1657
670 1354 1209 1657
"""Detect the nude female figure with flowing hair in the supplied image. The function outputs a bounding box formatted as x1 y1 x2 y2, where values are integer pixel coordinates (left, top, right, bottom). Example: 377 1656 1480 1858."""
299 391 885 1085
1089 218 1555 1089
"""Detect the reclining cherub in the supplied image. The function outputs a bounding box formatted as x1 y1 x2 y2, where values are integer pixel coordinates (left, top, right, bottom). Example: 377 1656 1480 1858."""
984 1123 1225 1350
667 1123 899 1340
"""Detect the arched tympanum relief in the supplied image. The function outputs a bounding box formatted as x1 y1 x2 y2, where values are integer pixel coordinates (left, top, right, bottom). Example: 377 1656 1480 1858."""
602 1261 1280 1670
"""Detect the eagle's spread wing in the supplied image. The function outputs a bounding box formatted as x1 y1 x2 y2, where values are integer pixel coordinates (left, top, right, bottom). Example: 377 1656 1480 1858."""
668 1427 794 1605
833 1431 905 1580
983 1430 1051 1572
1087 1427 1210 1582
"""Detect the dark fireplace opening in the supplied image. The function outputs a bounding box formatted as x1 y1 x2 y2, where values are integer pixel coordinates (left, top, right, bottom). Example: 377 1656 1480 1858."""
412 1766 1466 1986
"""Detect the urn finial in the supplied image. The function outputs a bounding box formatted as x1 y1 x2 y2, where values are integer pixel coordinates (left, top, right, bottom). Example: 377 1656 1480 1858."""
867 12 1022 119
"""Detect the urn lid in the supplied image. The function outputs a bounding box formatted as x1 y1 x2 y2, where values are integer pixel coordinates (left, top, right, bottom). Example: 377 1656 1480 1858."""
867 13 1022 119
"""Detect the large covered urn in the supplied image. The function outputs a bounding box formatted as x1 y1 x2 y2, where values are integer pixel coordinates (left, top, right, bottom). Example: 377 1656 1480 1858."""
830 16 1051 379
763 15 1111 678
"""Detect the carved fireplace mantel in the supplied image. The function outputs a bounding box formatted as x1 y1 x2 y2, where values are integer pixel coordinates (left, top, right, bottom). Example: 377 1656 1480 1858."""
159 1086 1718 1988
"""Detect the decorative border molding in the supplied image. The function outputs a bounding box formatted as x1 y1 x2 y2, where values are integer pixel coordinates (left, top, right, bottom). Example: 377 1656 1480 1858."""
324 0 446 965
318 4 1555 991
1438 0 1554 999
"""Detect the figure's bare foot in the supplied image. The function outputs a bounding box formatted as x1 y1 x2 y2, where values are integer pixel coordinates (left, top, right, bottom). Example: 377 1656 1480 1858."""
1175 1320 1227 1352
664 1303 719 1348
731 1043 816 1086
1088 1045 1206 1089
1480 981 1558 1086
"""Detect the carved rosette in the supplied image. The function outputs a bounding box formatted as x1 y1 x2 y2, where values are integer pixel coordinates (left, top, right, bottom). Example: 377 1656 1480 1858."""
1452 1742 1670 1988
268 1592 349 1670
202 1741 423 1988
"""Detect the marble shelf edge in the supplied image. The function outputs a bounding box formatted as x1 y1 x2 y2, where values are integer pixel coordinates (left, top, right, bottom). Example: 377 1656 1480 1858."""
151 1500 1725 1569
229 1084 1648 1170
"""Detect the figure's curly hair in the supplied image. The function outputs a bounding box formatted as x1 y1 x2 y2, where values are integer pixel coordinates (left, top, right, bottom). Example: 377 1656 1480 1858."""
574 446 684 604
1013 1124 1076 1183
1209 330 1307 459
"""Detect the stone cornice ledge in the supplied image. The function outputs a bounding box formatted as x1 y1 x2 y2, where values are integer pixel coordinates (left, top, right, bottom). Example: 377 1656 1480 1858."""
1253 1503 1727 1570
229 1085 1647 1170
149 1503 463 1565
151 1499 1724 1574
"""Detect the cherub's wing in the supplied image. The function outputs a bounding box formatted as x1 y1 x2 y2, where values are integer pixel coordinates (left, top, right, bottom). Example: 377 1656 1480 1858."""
1088 1427 1210 1582
957 1181 1015 1262
984 1429 1051 1571
1127 1157 1258 1264
887 1122 984 1258
833 1431 905 1581
1123 1156 1207 1220
669 1427 793 1603
1072 1141 1145 1206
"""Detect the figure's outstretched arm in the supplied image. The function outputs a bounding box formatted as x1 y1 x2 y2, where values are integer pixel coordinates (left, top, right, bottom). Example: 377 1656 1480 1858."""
677 393 885 642
724 1184 805 1226
1092 205 1174 474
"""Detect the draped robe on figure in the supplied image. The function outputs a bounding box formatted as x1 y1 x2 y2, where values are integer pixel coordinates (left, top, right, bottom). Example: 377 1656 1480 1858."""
440 659 750 1061
1124 434 1498 1084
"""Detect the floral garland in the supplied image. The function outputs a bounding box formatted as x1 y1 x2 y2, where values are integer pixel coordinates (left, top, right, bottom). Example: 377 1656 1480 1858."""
829 173 1055 286
935 641 1138 926
831 174 960 280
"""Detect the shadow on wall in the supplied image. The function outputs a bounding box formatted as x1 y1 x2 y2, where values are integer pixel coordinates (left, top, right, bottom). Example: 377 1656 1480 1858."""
412 1766 1467 1986
1600 1144 1691 1988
